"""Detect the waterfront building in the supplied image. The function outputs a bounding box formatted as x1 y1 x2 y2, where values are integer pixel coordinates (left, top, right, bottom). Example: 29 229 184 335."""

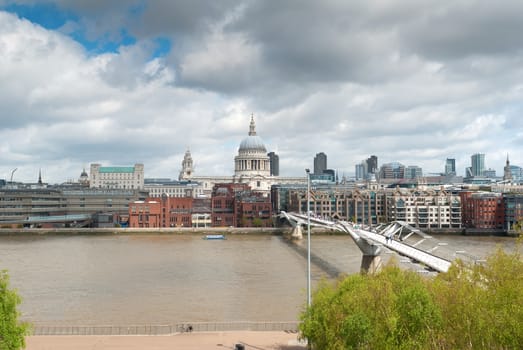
286 185 386 225
128 199 162 228
0 187 147 227
268 151 280 176
89 163 144 190
284 184 462 229
128 195 212 228
445 158 456 176
192 197 212 228
386 188 462 229
460 191 504 230
0 188 64 223
503 193 523 232
210 183 272 227
235 190 272 227
129 195 193 228
347 189 387 225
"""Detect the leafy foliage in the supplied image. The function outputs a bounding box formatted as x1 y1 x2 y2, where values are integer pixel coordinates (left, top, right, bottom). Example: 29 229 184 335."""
0 271 30 350
300 246 523 349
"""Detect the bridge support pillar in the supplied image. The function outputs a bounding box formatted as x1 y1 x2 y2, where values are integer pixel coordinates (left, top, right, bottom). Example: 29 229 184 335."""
291 225 303 239
360 255 382 274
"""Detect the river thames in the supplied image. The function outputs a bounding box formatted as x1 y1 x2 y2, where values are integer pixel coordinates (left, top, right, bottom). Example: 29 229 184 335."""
0 234 517 326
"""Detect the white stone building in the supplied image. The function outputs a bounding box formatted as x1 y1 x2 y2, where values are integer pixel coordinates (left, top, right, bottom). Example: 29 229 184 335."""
144 179 206 198
386 188 461 229
89 163 144 189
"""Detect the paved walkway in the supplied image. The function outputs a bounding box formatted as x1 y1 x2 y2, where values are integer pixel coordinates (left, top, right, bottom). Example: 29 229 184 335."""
25 331 308 350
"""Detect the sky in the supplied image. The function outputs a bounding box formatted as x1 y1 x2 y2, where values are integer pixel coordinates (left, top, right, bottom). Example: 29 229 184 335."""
1 0 522 184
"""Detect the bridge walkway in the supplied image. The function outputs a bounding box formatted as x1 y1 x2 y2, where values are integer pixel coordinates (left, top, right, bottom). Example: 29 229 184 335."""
283 212 452 273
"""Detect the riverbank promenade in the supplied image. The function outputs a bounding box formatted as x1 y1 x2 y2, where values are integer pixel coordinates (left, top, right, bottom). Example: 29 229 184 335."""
26 331 307 350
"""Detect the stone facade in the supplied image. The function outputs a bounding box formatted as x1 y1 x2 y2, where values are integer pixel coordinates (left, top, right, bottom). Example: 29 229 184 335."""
90 163 144 190
179 116 306 196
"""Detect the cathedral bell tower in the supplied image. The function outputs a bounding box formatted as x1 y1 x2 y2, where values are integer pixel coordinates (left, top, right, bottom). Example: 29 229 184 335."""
179 149 194 180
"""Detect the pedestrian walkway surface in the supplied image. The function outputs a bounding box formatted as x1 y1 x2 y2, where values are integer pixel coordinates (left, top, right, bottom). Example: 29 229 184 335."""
26 331 308 350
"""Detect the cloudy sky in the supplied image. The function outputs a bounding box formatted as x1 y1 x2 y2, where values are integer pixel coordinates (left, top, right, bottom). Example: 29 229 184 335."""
1 0 522 184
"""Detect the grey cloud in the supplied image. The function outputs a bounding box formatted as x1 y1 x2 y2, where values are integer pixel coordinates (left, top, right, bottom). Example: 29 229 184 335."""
399 1 523 60
130 0 237 38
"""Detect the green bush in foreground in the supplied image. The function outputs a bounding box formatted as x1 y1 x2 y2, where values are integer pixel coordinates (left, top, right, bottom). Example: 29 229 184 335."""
300 247 523 350
0 271 30 350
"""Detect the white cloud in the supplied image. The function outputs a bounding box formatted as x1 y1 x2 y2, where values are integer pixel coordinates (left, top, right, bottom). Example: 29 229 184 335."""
1 1 523 184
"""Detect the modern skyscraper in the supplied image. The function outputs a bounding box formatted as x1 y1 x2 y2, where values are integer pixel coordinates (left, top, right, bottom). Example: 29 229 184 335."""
471 153 485 176
366 155 378 174
313 152 327 175
268 151 279 176
445 158 456 175
380 162 405 179
355 162 366 180
405 166 423 179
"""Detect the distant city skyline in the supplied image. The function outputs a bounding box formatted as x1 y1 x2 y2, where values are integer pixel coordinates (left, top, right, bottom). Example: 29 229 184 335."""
1 1 522 183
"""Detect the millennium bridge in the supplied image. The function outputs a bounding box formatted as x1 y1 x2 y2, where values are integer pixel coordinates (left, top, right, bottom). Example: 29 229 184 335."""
280 211 463 274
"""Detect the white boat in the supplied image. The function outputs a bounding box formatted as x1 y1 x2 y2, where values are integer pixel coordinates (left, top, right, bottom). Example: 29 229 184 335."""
204 234 225 240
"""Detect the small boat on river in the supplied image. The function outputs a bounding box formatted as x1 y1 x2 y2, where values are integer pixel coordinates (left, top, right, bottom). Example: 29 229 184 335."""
204 234 226 240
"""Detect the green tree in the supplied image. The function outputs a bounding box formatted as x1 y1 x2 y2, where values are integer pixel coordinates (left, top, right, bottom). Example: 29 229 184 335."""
0 270 30 350
432 246 523 349
300 263 441 349
300 246 523 350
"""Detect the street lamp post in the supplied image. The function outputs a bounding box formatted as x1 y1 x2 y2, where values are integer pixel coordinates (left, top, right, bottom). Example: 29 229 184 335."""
305 168 311 307
10 168 17 183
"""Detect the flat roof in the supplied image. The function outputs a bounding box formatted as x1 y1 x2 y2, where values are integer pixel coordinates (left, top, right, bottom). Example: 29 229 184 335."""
99 167 135 173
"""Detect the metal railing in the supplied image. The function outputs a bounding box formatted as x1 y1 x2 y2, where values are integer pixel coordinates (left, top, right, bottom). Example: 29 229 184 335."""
31 321 300 336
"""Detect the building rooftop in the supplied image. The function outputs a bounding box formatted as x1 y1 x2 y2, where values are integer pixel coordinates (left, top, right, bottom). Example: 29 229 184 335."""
99 167 135 173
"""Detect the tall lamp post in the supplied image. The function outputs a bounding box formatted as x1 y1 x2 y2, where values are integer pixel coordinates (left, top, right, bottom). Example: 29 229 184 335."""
305 168 311 307
10 168 17 183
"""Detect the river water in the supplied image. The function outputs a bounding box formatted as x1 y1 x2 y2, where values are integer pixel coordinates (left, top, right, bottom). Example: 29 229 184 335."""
0 233 517 325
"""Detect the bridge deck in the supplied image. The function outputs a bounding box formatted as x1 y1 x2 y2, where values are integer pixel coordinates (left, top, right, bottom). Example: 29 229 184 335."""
283 212 452 273
353 226 451 273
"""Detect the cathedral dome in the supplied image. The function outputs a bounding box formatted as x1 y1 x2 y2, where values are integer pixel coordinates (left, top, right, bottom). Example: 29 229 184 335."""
238 114 267 153
234 114 270 179
239 135 267 153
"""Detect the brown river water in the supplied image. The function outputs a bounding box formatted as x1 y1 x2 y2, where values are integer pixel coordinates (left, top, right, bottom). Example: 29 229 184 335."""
0 234 516 325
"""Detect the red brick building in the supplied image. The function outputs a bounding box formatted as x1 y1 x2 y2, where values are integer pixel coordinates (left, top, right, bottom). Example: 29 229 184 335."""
460 191 504 229
235 194 272 227
211 183 272 227
211 183 250 227
128 199 162 228
129 195 194 228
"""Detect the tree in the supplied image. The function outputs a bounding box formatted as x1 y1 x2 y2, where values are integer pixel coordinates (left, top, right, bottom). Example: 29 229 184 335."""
300 245 523 350
0 270 30 350
300 262 441 349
